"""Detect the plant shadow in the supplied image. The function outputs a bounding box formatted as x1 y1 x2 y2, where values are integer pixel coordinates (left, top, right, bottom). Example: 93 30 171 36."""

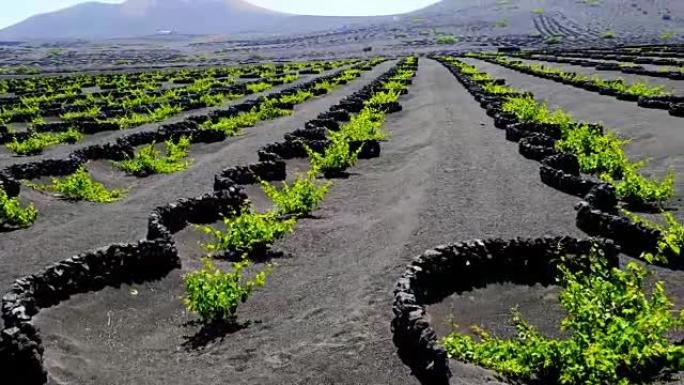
182 318 251 351
624 201 670 214
214 246 293 263
322 170 352 179
297 213 324 220
0 224 23 233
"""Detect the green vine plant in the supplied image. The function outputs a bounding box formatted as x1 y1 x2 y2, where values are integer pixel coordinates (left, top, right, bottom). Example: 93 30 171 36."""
246 82 272 94
314 80 336 93
30 116 46 126
603 165 675 207
113 103 183 129
183 56 398 324
260 170 332 217
502 95 573 130
0 62 341 126
601 31 617 39
197 208 296 255
592 77 667 97
6 128 82 155
60 106 101 121
390 69 416 82
471 73 494 82
555 123 629 178
336 69 362 82
256 99 293 120
622 209 684 263
482 82 517 95
28 166 127 202
201 111 258 135
200 99 291 135
201 65 375 135
475 54 671 98
435 35 459 45
184 257 271 323
0 104 39 123
498 94 674 205
305 132 361 177
0 188 37 228
442 247 684 385
279 90 313 105
365 90 401 109
197 93 226 107
382 80 408 94
274 73 300 84
338 108 388 141
404 56 417 66
115 136 192 176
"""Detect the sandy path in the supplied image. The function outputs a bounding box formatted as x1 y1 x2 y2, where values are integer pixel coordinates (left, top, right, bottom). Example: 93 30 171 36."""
35 58 582 385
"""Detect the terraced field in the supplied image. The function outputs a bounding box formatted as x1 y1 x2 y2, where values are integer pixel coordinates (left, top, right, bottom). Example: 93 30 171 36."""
1 46 684 385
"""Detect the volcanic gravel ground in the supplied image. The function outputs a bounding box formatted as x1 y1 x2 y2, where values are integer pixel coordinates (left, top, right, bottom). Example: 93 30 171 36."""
0 61 395 310
462 57 684 218
530 56 684 74
0 68 345 165
33 59 587 385
429 258 684 385
512 57 684 94
428 283 565 345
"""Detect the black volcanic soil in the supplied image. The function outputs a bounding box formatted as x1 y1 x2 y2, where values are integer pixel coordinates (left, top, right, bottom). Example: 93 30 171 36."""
429 256 684 385
427 283 565 349
0 61 395 307
30 59 590 385
528 56 684 74
2 1 684 382
0 70 342 166
462 57 684 218
512 57 684 95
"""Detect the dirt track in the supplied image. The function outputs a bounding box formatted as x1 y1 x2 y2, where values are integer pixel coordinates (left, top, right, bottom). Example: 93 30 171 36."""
32 58 585 385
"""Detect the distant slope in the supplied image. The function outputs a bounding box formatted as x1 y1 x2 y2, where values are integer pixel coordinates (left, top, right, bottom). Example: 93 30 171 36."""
0 0 682 41
0 0 292 40
406 0 684 40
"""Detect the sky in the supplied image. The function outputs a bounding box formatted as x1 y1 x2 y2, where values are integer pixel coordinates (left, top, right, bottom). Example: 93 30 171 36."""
0 0 442 29
0 0 123 30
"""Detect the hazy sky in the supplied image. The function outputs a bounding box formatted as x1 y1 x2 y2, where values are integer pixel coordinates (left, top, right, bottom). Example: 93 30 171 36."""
0 1 123 30
0 0 441 30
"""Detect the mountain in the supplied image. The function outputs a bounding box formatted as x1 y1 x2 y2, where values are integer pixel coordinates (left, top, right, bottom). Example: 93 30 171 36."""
0 0 293 40
1 0 682 41
405 0 684 41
